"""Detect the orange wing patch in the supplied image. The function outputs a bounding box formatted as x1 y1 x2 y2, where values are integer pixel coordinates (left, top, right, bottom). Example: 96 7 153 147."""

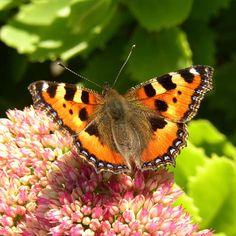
126 66 213 122
141 119 187 169
75 124 129 173
28 81 103 134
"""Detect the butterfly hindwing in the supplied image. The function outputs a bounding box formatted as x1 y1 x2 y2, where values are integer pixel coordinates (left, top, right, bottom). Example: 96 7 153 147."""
141 117 187 169
75 122 129 173
125 65 213 122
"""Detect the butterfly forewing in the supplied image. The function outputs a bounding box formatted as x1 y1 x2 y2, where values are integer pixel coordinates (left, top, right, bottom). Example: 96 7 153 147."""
125 65 213 122
28 81 102 134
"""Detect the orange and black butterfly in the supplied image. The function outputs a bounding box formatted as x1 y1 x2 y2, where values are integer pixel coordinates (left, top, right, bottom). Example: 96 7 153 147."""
28 65 213 173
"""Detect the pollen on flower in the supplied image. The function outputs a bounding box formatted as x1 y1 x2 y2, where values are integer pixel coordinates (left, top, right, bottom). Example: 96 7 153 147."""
0 108 213 235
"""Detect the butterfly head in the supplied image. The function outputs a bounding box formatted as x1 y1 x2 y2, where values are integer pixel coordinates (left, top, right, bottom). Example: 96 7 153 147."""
102 81 113 96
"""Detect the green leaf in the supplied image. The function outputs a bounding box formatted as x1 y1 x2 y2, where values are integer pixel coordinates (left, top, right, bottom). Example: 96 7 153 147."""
72 4 131 58
0 0 125 61
214 234 227 236
82 40 127 92
184 20 215 65
126 27 192 82
0 23 39 54
0 0 22 10
174 142 207 191
0 0 69 56
124 0 193 31
190 0 231 22
188 120 236 161
15 0 69 25
213 1 236 60
12 0 70 26
188 156 236 234
211 176 236 235
68 0 112 33
207 58 236 144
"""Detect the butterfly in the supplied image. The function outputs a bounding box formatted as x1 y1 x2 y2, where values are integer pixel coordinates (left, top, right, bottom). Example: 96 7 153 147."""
28 65 213 173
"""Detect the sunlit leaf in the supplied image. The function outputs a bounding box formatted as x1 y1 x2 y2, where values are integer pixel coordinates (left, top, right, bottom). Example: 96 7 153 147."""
189 156 236 234
124 0 193 31
174 142 207 190
188 120 236 160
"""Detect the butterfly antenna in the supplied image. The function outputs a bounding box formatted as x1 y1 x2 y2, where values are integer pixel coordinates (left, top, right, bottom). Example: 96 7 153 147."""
57 62 102 89
112 44 136 88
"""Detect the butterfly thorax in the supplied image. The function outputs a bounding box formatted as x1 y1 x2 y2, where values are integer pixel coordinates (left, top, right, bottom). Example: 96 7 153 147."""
103 88 128 121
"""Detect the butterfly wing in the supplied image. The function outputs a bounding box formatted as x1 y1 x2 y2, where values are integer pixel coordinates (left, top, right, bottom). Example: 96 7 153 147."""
125 65 213 122
76 122 130 173
28 81 129 173
28 81 102 133
124 65 213 169
140 116 187 169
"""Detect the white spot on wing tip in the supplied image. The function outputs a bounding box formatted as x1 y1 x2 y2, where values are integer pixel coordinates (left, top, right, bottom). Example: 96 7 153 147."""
189 68 199 75
42 82 49 91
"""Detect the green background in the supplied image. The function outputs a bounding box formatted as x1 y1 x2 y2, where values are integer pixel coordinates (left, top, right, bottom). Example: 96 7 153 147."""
0 0 236 235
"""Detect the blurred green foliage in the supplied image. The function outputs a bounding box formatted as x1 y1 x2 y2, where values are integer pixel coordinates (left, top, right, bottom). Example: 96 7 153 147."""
174 120 236 235
0 0 236 235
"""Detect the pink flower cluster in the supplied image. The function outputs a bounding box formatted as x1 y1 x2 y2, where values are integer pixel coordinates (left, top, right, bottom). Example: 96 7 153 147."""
0 108 212 235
